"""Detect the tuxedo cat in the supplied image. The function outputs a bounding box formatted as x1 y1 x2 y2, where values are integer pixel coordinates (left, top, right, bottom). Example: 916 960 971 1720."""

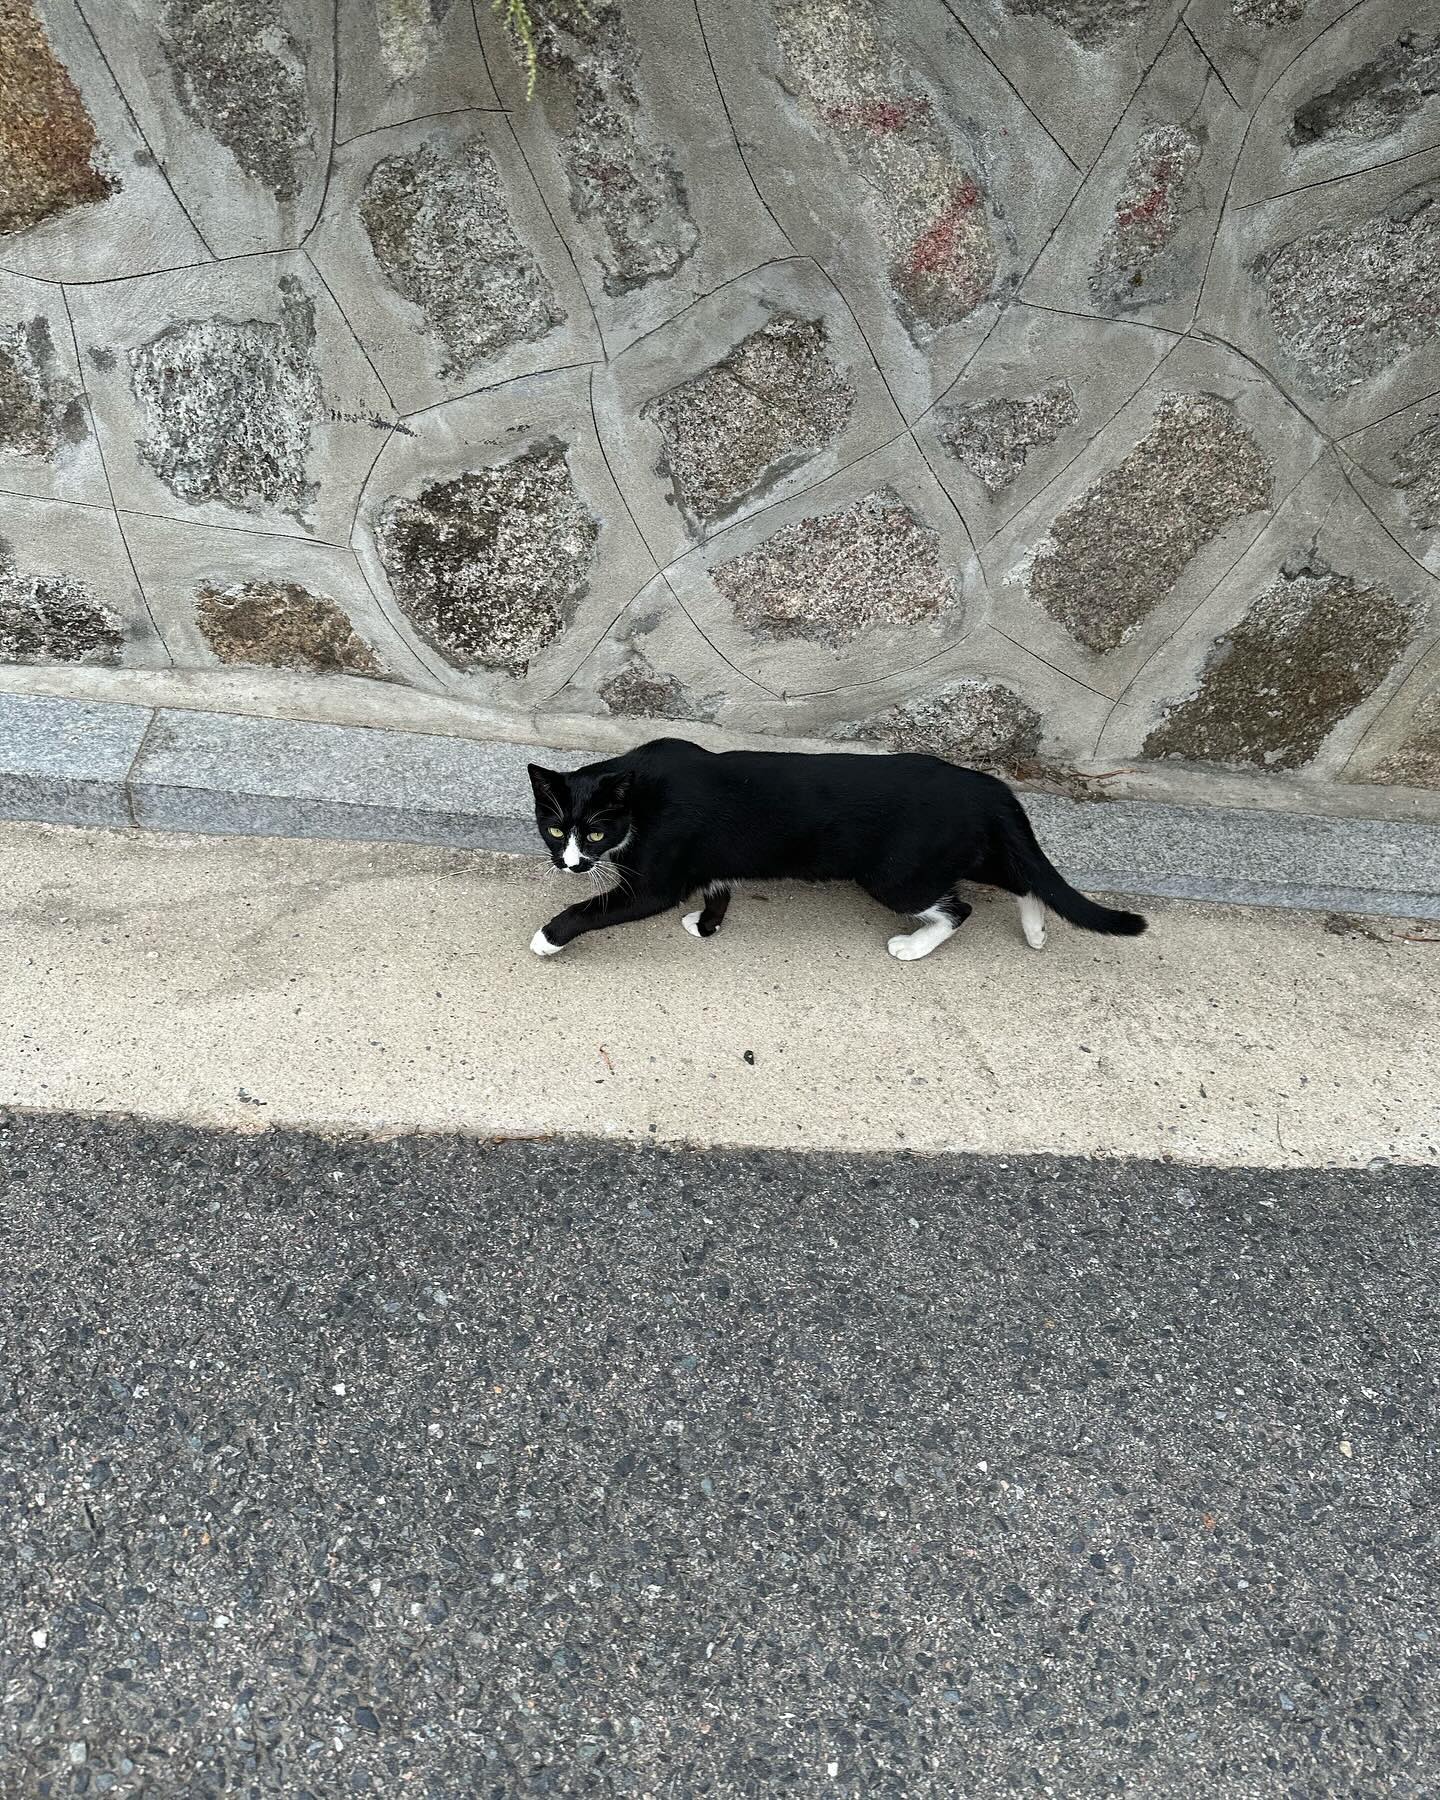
527 737 1145 960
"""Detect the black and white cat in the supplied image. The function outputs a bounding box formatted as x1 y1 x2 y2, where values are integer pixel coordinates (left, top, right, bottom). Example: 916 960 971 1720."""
527 737 1146 960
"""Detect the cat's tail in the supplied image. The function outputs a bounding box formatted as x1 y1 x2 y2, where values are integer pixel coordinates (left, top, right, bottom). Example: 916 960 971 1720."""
996 794 1148 937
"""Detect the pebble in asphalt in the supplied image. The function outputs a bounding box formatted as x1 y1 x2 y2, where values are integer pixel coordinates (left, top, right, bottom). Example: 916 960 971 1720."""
1 1113 1437 1797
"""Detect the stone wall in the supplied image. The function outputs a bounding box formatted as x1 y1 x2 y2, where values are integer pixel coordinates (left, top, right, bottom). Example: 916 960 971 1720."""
2 0 1439 816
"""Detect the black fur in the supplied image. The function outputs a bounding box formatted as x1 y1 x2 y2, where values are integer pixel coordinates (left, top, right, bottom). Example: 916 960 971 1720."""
528 738 1147 953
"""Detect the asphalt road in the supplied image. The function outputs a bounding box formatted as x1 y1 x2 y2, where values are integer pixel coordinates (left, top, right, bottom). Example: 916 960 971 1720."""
2 1115 1436 1798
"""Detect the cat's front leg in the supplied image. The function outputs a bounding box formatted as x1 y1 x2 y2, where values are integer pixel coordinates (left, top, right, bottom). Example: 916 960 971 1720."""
531 890 671 956
682 884 731 939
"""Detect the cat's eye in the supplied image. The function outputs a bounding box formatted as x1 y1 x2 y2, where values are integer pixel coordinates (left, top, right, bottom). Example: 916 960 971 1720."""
546 826 564 839
586 830 605 843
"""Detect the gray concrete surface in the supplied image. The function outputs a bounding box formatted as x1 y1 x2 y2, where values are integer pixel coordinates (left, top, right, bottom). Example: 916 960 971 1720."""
3 0 1440 824
1 820 1435 1169
3 1112 1438 1796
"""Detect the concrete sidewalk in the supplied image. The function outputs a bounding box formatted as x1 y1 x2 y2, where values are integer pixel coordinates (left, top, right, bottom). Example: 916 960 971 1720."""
1 820 1434 1168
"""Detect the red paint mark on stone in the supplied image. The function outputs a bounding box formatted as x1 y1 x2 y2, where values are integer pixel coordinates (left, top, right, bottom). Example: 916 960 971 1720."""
906 177 983 278
823 96 931 135
1115 183 1169 230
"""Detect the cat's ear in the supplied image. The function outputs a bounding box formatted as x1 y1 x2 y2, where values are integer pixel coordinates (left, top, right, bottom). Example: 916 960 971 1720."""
528 764 564 808
598 771 633 809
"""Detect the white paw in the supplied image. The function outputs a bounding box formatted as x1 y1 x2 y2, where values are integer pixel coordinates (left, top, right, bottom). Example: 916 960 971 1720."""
530 928 564 957
1024 927 1047 951
682 911 704 938
888 933 925 961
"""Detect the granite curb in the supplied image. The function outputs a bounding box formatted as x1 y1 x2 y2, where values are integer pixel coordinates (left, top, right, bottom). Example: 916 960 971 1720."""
2 691 1437 918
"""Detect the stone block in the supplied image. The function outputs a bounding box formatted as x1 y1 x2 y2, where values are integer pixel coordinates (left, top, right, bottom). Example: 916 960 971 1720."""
352 366 657 704
306 112 600 414
982 335 1323 697
334 0 500 143
1199 144 1440 437
697 0 1080 417
84 0 333 256
593 259 902 567
66 255 393 544
1104 458 1439 776
0 492 165 669
1025 788 1440 916
912 303 1175 546
665 433 976 698
1022 31 1247 331
120 511 443 688
1232 0 1440 205
0 689 149 828
478 0 790 357
0 269 107 508
0 0 208 281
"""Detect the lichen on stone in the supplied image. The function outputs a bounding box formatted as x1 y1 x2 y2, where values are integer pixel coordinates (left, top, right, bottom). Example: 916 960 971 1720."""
1145 565 1414 770
361 135 563 374
128 275 323 519
1001 0 1150 47
775 0 1006 339
0 535 122 665
1366 684 1440 789
196 579 384 675
599 654 710 721
712 488 959 648
838 679 1043 771
937 382 1079 496
161 0 313 202
1258 187 1440 397
0 0 118 237
1291 32 1440 150
1231 0 1304 24
1028 392 1272 654
643 315 854 533
1091 125 1203 310
375 439 598 675
0 317 86 459
519 0 698 296
375 0 455 84
1395 417 1440 532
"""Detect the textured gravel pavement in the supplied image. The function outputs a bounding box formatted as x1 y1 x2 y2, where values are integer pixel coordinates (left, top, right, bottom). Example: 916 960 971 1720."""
3 1114 1437 1798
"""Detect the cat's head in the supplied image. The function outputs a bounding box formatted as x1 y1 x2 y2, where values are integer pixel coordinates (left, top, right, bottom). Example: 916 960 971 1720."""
528 764 634 875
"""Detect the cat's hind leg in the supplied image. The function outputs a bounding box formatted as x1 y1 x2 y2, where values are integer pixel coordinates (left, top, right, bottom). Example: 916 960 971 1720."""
1018 892 1047 950
968 843 1044 950
682 883 731 939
